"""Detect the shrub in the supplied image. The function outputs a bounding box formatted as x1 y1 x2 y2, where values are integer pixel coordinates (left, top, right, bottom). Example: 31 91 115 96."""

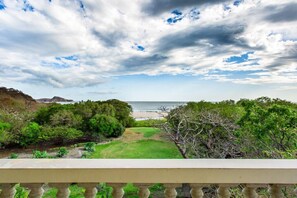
20 122 41 147
56 147 69 158
50 110 82 128
39 126 83 144
89 114 125 138
84 142 96 152
32 150 48 158
9 153 19 159
81 152 91 158
0 121 11 147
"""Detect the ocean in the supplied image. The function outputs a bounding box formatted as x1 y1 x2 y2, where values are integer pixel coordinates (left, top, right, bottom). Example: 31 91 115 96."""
127 101 187 112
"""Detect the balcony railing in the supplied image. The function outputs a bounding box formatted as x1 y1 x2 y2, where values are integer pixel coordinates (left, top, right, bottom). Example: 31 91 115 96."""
0 159 297 198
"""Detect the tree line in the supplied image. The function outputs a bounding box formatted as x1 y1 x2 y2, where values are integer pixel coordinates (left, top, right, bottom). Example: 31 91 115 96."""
0 99 134 148
163 97 297 159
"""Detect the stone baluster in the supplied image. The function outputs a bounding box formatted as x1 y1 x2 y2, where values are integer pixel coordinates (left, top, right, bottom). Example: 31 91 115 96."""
189 184 204 198
217 184 235 198
23 183 44 198
164 184 181 198
135 183 151 198
0 183 16 198
242 184 260 198
269 184 283 198
108 183 125 198
50 183 70 198
79 183 98 198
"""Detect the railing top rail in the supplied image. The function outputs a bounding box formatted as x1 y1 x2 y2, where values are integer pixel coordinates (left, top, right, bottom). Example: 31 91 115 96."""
1 159 297 169
1 159 297 184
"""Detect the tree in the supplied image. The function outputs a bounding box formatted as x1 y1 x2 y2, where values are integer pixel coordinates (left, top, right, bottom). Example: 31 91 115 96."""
163 105 240 158
89 114 124 138
50 109 82 128
103 99 133 127
96 104 116 117
238 102 297 158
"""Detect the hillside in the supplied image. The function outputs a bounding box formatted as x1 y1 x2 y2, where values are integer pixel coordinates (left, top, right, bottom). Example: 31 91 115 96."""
0 87 38 112
36 96 73 103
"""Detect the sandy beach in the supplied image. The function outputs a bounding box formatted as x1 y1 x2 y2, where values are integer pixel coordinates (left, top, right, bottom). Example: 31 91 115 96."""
132 111 167 120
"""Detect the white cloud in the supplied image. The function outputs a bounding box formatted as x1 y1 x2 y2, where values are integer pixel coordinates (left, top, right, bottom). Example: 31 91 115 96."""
0 0 296 88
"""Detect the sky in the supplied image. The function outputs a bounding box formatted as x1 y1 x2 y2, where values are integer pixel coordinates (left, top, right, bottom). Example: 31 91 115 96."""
0 0 296 102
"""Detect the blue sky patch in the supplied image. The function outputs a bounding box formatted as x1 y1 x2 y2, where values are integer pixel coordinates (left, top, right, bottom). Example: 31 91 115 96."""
137 45 145 51
56 55 79 61
132 43 145 52
41 61 70 69
223 4 231 11
209 69 262 79
233 0 244 6
225 52 254 63
0 0 6 10
189 8 200 20
22 0 34 12
78 0 85 12
171 9 182 16
167 9 184 24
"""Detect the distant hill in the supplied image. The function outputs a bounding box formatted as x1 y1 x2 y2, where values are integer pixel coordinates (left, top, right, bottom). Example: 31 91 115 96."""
36 96 74 103
0 87 38 112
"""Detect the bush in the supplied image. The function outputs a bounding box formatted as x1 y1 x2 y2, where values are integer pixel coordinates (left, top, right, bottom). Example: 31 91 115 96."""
0 121 11 147
84 142 96 152
32 150 48 158
81 152 91 158
39 126 83 144
56 147 69 158
9 153 19 159
20 122 41 147
89 114 125 138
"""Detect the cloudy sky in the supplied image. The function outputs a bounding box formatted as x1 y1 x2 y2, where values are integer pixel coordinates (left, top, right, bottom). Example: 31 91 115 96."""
0 0 296 101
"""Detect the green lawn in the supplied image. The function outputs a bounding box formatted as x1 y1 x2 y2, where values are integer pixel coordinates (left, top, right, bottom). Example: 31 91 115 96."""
90 139 182 159
129 127 161 138
16 127 182 198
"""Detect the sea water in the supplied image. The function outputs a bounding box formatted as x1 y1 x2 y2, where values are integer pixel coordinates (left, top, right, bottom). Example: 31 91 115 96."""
127 101 187 112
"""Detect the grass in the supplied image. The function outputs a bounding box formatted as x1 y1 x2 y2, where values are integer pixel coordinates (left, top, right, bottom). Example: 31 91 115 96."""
90 139 182 159
129 127 161 138
15 127 182 198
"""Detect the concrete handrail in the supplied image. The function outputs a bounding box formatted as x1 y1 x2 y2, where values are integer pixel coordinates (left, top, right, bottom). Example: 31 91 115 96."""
1 159 297 198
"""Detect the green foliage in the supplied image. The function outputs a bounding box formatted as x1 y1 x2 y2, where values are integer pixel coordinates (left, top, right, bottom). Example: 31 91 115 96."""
102 99 133 127
32 150 48 158
0 121 11 147
56 147 69 158
0 111 33 146
20 122 41 147
165 97 297 159
238 101 297 158
84 142 96 152
50 109 82 128
81 151 91 158
89 114 125 138
39 126 83 144
9 153 19 159
14 184 29 198
96 103 116 117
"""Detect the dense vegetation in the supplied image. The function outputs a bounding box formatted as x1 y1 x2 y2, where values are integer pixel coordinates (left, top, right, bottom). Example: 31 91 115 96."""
163 97 297 159
0 99 134 148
